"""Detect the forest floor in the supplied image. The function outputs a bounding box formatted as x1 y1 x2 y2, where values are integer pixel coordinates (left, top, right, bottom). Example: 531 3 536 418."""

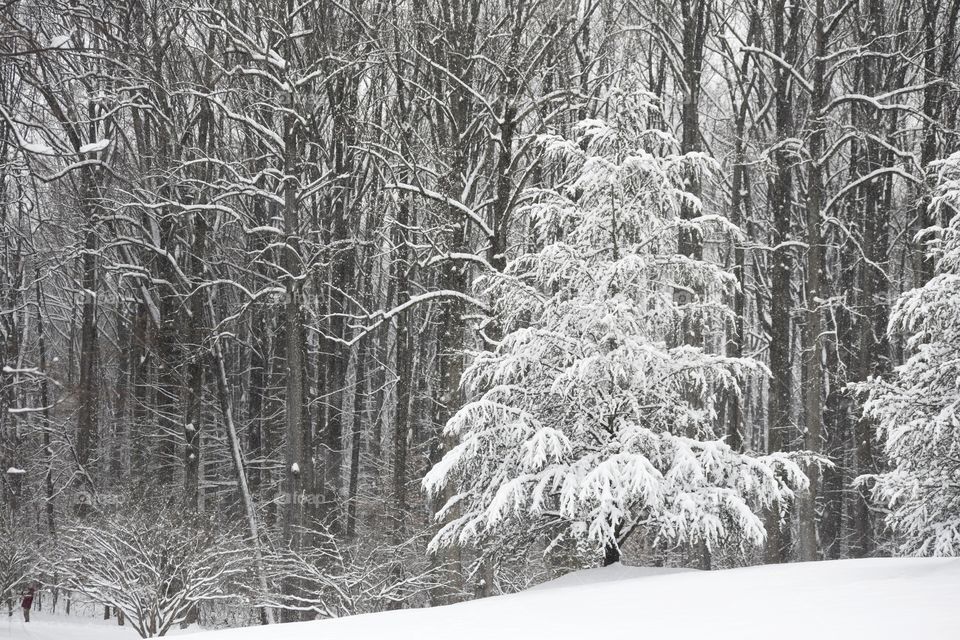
3 558 957 639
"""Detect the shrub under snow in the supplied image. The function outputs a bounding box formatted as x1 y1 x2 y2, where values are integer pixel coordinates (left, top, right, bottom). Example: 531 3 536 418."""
51 507 252 637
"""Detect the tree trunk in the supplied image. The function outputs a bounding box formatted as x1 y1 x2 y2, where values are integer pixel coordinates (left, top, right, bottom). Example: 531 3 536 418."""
75 196 99 511
209 298 275 625
346 336 367 539
183 212 207 510
797 0 828 563
764 0 800 564
280 117 309 593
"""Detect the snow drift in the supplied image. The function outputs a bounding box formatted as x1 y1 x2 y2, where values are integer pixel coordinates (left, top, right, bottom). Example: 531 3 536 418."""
198 558 960 640
5 559 957 640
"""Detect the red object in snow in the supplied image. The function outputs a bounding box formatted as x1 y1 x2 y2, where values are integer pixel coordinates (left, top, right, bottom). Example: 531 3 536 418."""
21 586 35 610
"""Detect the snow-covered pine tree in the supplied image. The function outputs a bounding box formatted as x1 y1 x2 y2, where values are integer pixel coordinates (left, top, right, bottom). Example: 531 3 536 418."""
855 152 960 557
424 89 807 566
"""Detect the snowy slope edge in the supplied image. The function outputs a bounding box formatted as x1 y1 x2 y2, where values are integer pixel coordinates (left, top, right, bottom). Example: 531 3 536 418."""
194 558 960 640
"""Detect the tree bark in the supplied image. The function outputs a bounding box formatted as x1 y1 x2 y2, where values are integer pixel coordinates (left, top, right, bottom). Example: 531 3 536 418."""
798 0 828 562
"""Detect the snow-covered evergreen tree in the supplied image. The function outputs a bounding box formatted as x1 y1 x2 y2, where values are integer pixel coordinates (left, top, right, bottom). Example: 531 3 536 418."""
856 152 960 557
424 89 807 564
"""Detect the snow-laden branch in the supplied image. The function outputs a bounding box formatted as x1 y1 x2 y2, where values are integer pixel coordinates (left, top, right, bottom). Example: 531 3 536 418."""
424 103 809 561
742 46 814 94
823 166 920 216
316 290 492 348
51 508 254 638
385 182 495 239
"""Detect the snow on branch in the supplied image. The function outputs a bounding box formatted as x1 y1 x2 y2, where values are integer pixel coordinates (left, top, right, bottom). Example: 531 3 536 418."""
424 96 808 562
854 152 960 557
50 507 254 638
321 290 492 348
742 46 814 94
385 182 495 239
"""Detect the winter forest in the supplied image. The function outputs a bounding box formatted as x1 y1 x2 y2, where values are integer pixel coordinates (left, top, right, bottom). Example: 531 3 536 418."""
2 0 960 635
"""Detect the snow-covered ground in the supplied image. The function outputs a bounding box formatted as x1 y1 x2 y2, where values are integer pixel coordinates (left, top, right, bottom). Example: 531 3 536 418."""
1 612 137 640
198 558 960 640
0 608 198 639
3 558 957 639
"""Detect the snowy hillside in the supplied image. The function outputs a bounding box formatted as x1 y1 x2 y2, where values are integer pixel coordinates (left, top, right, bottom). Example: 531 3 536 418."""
9 558 954 640
196 558 960 640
